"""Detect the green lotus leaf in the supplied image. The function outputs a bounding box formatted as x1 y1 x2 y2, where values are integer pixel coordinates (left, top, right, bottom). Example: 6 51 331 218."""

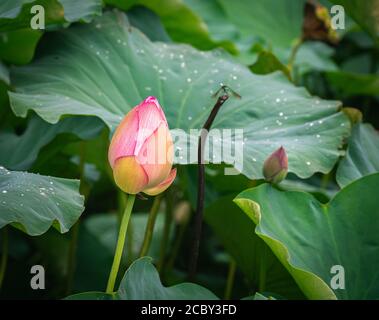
235 173 379 299
337 123 379 187
66 257 218 300
8 11 350 179
0 167 84 235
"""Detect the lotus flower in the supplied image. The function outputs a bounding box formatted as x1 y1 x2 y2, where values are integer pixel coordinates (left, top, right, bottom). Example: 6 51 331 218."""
108 96 176 195
263 146 288 184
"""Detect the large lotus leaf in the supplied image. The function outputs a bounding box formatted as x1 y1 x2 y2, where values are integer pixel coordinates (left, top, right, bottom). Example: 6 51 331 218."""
218 0 306 50
0 0 102 65
235 173 379 300
295 42 338 75
9 11 350 179
0 167 84 236
337 123 379 187
105 0 237 53
204 195 304 299
67 257 219 300
330 0 379 42
0 115 104 171
326 71 379 97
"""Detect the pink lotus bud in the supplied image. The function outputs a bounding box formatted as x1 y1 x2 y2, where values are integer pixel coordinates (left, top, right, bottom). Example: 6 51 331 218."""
108 96 176 195
263 146 288 184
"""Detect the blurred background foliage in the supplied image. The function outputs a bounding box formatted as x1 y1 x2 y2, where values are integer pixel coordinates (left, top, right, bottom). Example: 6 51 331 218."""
0 0 378 300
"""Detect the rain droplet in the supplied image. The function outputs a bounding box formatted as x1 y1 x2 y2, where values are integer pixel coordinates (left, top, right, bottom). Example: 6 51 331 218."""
306 161 311 166
187 78 192 83
2 190 7 193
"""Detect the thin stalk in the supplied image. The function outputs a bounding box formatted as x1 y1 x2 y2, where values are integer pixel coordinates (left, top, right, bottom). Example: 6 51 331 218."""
126 217 134 266
224 259 237 300
188 93 230 280
158 192 173 274
0 228 8 291
117 190 134 266
287 38 303 72
139 194 163 257
106 194 136 293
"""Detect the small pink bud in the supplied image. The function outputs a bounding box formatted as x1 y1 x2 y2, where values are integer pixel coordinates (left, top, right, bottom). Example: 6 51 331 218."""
263 146 288 184
108 96 176 195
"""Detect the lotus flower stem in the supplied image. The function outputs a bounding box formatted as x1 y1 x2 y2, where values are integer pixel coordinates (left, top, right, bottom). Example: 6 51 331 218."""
188 91 230 280
224 258 237 300
139 194 163 257
106 194 136 293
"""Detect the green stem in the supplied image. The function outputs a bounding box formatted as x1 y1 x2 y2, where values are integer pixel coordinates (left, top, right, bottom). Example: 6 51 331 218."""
158 193 173 274
0 228 8 291
224 259 237 300
126 218 134 266
139 194 163 258
106 194 136 293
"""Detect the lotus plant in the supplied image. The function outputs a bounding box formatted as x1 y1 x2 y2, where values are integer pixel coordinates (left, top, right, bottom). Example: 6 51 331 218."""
106 96 176 293
263 146 288 184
